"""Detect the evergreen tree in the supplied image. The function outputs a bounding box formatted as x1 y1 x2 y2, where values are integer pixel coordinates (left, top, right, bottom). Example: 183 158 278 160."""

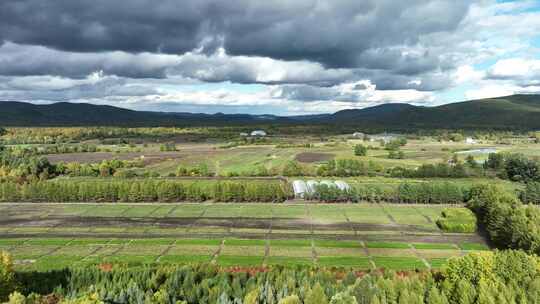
305 283 328 304
426 287 449 304
278 295 301 304
244 289 259 304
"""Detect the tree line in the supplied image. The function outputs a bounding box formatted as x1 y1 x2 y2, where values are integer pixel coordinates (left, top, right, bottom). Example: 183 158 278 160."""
0 180 290 203
467 184 540 255
2 250 540 304
307 182 469 204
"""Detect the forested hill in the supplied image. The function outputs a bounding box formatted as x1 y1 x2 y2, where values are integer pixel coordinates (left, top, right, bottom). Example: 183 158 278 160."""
0 101 295 127
1 94 539 130
330 94 540 130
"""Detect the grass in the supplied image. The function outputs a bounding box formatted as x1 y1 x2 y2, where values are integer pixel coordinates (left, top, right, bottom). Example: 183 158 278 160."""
2 237 467 271
318 257 372 267
372 257 426 270
225 238 267 246
459 242 489 251
217 256 264 266
315 240 360 248
160 255 212 264
266 257 312 266
366 242 410 249
412 243 456 250
270 239 312 247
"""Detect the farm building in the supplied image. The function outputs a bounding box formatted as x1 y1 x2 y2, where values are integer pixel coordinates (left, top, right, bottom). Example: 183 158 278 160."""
465 137 477 144
239 132 249 136
368 132 399 143
352 132 365 138
250 130 267 137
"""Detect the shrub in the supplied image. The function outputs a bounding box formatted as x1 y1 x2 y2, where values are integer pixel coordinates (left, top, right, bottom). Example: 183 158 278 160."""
0 251 15 301
436 208 477 233
520 182 540 204
353 144 367 156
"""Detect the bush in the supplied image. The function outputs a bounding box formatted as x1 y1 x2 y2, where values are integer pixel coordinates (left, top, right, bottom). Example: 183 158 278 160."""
282 161 305 176
520 182 540 204
0 251 15 301
316 159 371 177
504 153 540 182
387 149 404 159
353 144 367 156
436 208 477 233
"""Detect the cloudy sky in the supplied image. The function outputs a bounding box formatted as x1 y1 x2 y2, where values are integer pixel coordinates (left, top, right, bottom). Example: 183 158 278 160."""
0 0 539 115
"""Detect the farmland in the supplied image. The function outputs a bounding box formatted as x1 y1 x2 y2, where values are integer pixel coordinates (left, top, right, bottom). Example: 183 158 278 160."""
0 202 487 271
2 126 540 303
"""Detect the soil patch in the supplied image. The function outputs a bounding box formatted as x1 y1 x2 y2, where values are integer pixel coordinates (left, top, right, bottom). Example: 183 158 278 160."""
295 152 335 163
45 151 186 165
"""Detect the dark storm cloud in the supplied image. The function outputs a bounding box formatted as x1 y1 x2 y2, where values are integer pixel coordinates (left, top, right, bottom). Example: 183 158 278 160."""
0 0 471 72
0 42 179 79
0 74 160 101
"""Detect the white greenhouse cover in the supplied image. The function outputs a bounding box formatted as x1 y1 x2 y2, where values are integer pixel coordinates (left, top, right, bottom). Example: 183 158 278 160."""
292 180 308 198
334 180 350 191
306 180 319 193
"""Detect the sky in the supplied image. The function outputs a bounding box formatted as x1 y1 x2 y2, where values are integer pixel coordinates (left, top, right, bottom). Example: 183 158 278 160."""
0 0 539 115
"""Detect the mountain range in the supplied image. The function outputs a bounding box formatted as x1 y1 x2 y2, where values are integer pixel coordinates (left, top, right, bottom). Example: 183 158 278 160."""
1 94 539 130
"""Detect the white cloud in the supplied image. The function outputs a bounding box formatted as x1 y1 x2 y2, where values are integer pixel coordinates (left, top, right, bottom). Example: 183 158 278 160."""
488 58 540 79
465 84 540 100
454 65 485 84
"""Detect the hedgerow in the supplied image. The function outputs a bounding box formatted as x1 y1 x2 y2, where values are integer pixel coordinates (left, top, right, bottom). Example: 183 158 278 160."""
306 182 469 204
0 180 290 203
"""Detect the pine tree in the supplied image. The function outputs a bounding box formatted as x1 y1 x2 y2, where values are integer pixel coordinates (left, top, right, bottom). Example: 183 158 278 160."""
426 286 449 304
244 289 259 304
305 283 328 304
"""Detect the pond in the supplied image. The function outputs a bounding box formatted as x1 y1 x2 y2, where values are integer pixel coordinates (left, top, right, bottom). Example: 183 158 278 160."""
455 148 497 154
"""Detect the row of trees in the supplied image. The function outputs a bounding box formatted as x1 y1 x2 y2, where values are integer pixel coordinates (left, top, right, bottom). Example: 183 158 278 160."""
307 182 469 204
468 184 540 254
0 180 290 203
0 127 239 145
7 143 99 156
316 159 375 177
3 250 540 304
390 163 470 178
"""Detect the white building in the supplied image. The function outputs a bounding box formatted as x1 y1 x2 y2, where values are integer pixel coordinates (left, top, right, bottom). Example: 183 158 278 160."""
250 130 267 137
465 137 477 144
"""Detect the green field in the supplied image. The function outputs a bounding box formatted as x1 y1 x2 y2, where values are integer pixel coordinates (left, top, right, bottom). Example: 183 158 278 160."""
0 203 488 271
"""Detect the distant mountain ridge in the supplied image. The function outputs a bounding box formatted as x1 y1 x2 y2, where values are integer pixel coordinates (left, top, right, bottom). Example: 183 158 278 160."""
1 94 539 130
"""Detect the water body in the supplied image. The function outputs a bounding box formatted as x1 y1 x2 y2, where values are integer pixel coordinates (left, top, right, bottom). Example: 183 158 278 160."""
456 148 497 154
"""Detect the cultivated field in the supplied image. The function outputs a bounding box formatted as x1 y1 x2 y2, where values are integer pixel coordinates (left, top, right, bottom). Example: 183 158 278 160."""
0 203 487 271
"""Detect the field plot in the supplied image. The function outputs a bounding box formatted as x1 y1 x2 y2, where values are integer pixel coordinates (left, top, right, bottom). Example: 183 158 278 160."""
0 203 488 271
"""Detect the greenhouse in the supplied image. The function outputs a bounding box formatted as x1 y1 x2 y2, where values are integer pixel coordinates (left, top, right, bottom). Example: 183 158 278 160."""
292 180 308 198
